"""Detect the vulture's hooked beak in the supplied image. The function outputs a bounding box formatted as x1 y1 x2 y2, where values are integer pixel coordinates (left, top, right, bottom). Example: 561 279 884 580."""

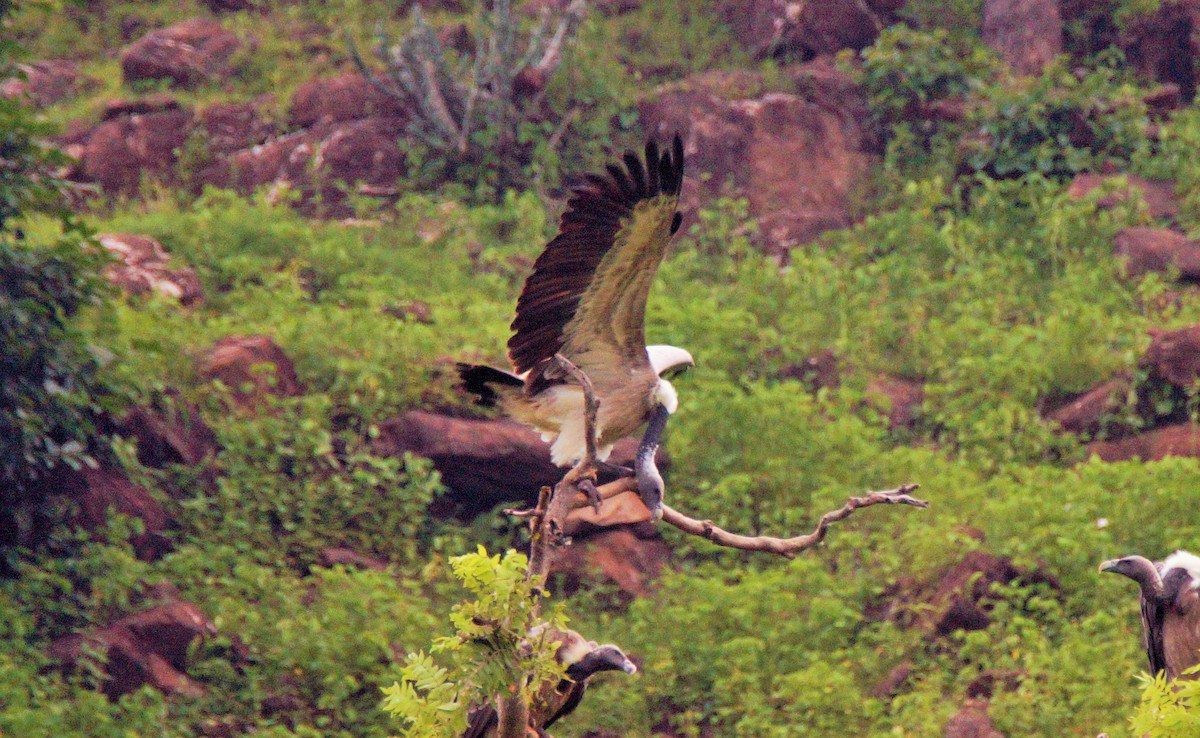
621 658 638 675
1098 559 1120 574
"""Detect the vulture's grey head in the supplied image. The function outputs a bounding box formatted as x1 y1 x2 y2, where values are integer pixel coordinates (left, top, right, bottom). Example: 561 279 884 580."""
566 643 637 680
1100 554 1164 598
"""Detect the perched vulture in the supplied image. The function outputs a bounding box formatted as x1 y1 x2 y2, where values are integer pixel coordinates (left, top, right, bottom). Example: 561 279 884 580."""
1100 550 1200 680
460 628 637 738
458 136 691 517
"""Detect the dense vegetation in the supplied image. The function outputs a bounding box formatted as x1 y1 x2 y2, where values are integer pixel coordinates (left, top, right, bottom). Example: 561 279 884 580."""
5 1 1200 736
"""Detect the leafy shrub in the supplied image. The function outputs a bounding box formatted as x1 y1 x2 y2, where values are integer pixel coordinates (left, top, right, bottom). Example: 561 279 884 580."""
965 55 1150 180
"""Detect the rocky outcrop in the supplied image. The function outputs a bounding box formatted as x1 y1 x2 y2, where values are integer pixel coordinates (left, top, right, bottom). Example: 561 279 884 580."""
944 698 1005 738
1066 174 1179 221
982 0 1062 75
1114 228 1200 279
74 108 194 196
197 101 278 155
372 410 664 517
1045 376 1131 436
867 375 925 430
198 335 303 407
47 601 216 700
719 0 897 61
1088 423 1200 461
287 73 406 129
869 551 1059 638
98 233 204 305
1142 324 1200 388
1 59 92 107
549 524 670 598
1119 0 1200 102
641 61 872 256
116 391 219 470
121 18 243 88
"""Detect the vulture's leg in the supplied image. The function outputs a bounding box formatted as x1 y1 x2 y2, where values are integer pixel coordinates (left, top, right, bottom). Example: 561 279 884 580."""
636 404 670 520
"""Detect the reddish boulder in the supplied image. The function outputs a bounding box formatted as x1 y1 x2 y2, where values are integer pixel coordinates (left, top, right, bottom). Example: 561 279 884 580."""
1088 423 1200 462
1067 173 1179 221
719 0 892 61
371 410 665 517
944 699 1004 738
982 0 1062 75
1045 376 1131 436
1142 324 1200 388
867 375 925 430
198 335 303 407
195 117 406 217
869 551 1059 638
549 525 670 598
780 348 841 391
196 101 277 155
47 601 216 700
121 18 243 88
98 233 203 305
0 59 91 107
76 109 194 196
1114 228 1200 279
287 73 406 129
642 65 872 256
1120 0 1200 102
101 93 184 121
116 391 218 469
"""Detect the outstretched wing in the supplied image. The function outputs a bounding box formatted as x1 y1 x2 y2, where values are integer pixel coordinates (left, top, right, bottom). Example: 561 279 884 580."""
507 136 685 383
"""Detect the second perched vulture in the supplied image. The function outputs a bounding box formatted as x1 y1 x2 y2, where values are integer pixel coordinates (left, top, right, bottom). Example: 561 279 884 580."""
460 628 637 738
1100 549 1200 680
458 135 692 517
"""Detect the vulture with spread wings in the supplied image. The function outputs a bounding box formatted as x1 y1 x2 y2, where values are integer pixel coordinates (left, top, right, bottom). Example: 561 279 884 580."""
1101 550 1200 680
458 135 691 517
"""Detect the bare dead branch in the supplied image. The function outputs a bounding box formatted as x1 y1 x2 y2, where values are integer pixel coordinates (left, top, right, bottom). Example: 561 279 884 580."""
661 484 925 559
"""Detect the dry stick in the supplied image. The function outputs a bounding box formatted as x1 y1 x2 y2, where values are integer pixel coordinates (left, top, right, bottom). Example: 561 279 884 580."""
511 478 927 559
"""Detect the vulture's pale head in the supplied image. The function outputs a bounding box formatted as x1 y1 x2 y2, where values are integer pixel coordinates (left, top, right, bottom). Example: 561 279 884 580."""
565 643 638 680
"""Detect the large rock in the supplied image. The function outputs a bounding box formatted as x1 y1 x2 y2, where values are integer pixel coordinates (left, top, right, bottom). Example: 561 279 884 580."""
1120 0 1200 102
1066 173 1179 221
944 699 1005 738
1 465 175 561
867 375 925 430
198 335 303 407
287 73 406 129
98 233 203 305
0 59 91 107
116 391 219 470
1045 376 1131 436
868 551 1059 638
641 62 872 256
1114 228 1200 279
372 410 664 517
47 601 215 700
549 524 670 598
195 116 407 217
982 0 1062 75
1142 324 1200 388
121 18 243 88
1087 423 1200 461
719 0 895 61
196 101 277 155
75 109 194 196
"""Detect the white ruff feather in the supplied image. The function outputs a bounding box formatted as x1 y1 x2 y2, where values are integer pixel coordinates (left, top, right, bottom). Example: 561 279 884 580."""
1162 550 1200 587
646 345 694 375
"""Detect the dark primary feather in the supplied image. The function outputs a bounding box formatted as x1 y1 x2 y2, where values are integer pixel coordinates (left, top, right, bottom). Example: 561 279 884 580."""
456 363 524 407
507 135 685 376
461 704 497 738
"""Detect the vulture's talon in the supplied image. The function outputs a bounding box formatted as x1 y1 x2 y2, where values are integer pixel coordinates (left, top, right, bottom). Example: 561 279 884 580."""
579 478 603 513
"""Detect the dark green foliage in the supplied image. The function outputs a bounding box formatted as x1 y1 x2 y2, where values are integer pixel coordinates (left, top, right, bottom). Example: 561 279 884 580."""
965 55 1150 180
